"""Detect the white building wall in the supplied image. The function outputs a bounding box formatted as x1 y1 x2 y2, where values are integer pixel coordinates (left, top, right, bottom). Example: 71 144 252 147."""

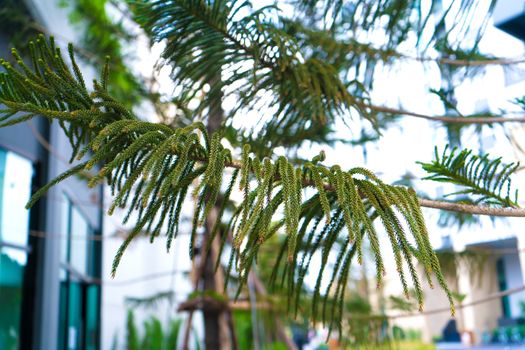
101 211 197 349
21 2 101 349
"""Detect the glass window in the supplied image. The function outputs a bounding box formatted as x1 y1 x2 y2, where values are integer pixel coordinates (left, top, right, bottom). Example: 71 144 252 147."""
1 151 33 251
58 196 100 350
70 207 89 276
0 148 33 350
85 285 100 350
60 199 92 276
0 247 24 350
60 195 70 265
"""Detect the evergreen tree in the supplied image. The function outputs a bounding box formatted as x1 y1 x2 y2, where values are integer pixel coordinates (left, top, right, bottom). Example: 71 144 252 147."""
0 0 524 347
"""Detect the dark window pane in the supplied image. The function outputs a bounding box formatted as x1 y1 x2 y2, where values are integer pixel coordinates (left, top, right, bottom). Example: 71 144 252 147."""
0 247 26 350
67 282 83 350
0 148 32 350
85 285 100 350
58 278 68 350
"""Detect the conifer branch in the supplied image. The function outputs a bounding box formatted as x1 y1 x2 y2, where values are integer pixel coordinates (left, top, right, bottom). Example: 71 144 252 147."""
194 158 525 216
125 0 525 151
283 17 525 68
2 36 525 333
419 56 525 67
131 0 373 129
134 1 525 127
419 147 520 207
0 36 459 326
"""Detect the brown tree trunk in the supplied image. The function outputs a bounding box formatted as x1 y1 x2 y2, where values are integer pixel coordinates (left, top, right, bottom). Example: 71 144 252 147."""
202 72 232 350
180 70 228 350
202 207 231 350
202 254 222 349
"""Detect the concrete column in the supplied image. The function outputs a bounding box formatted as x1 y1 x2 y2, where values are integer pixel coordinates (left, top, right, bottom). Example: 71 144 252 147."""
35 122 62 350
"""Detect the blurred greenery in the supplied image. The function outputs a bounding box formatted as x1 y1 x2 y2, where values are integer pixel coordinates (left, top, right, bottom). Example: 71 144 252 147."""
232 310 289 350
59 0 144 107
119 309 181 350
0 0 41 49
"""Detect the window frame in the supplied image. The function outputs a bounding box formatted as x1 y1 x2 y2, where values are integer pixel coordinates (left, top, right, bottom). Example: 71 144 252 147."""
58 193 101 350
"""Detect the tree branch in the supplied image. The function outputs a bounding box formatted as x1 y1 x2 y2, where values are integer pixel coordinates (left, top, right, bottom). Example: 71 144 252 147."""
219 160 525 217
357 102 525 124
398 53 525 66
418 198 525 217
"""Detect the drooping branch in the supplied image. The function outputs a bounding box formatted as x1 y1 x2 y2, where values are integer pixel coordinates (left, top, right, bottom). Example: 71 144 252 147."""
0 36 458 326
226 160 525 217
213 158 525 217
4 33 525 335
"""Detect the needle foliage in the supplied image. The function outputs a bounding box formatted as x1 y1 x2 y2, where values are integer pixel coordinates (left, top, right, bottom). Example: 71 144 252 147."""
0 0 518 334
419 146 520 207
0 35 453 329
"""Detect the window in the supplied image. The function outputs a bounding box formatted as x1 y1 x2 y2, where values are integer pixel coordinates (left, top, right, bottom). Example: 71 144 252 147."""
497 258 511 318
58 196 101 350
0 149 33 350
70 207 90 275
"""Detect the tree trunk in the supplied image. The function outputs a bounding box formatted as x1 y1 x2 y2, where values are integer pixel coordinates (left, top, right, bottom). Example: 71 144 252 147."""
202 207 231 350
202 256 221 349
202 72 230 350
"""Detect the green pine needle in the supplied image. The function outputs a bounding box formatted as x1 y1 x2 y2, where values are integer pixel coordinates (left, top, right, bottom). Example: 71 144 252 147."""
419 146 520 207
0 35 457 331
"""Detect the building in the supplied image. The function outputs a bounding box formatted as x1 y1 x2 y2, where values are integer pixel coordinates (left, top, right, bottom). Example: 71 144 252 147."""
390 236 525 344
0 1 104 349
